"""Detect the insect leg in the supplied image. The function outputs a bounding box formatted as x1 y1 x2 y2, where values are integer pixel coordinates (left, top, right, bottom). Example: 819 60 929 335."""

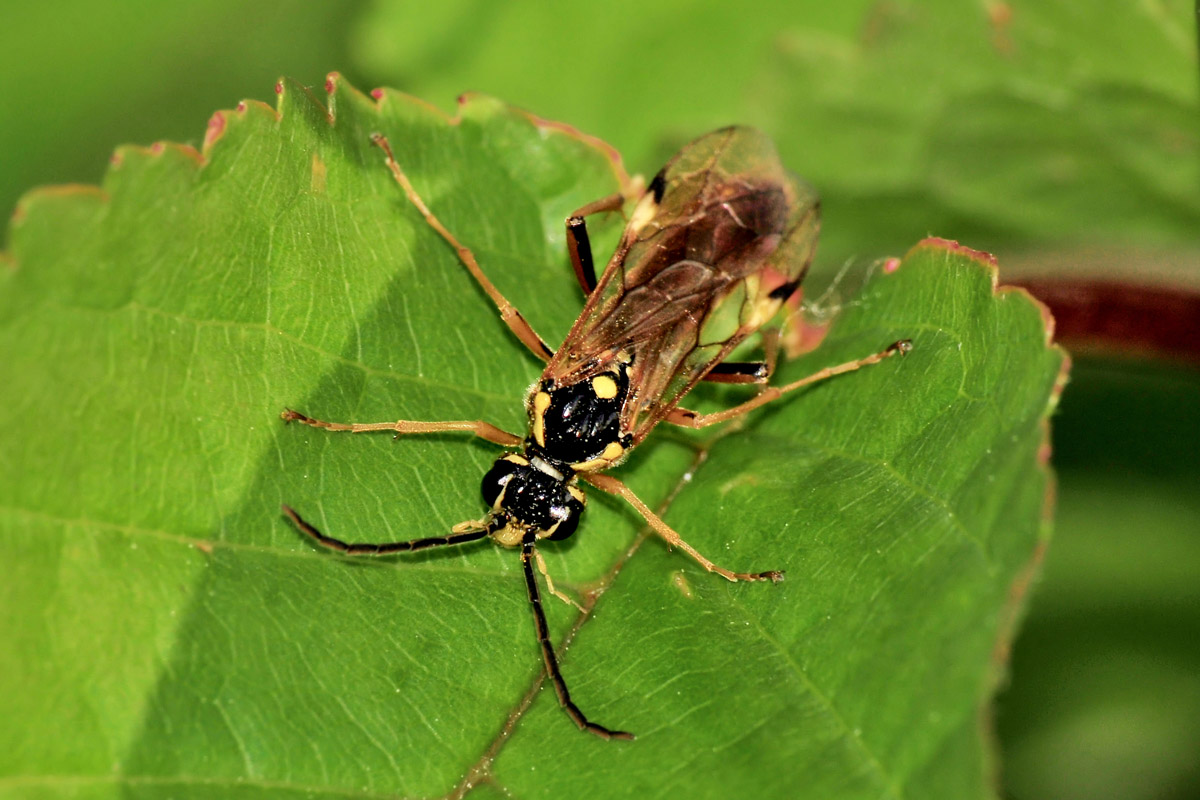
521 539 634 740
370 133 555 361
282 504 490 555
565 192 625 295
581 474 785 584
668 339 911 429
703 361 771 383
281 409 522 447
533 548 585 611
703 362 770 383
703 329 780 384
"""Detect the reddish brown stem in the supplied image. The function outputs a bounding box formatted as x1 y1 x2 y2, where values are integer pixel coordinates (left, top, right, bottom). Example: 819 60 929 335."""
1013 278 1200 365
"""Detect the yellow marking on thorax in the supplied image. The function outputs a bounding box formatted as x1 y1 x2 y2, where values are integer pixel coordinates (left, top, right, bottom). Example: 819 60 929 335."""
531 391 551 446
592 374 618 399
570 440 625 472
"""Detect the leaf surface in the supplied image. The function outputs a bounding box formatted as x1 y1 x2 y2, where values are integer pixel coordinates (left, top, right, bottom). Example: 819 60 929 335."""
0 78 1064 799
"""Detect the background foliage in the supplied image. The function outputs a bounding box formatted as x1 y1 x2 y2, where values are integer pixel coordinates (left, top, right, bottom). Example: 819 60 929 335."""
1 1 1197 799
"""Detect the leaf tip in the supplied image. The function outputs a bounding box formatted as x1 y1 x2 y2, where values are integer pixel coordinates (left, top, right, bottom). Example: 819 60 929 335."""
911 236 999 268
370 85 453 122
203 110 228 153
201 95 280 160
908 236 1064 353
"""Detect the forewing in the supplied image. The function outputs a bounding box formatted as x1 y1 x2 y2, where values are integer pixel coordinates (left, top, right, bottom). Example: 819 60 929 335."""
545 127 820 442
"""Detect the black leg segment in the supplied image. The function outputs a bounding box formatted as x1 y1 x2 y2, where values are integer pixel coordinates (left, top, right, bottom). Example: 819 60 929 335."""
520 539 634 740
703 327 779 384
564 192 625 296
566 215 598 295
282 505 489 555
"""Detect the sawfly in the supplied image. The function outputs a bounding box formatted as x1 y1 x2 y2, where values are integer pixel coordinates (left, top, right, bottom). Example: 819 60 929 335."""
281 126 910 740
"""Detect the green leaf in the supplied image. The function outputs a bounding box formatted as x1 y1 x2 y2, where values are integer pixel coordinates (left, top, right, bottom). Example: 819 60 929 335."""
0 78 1064 798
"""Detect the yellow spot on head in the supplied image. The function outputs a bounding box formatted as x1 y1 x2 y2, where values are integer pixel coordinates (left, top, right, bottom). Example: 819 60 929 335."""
592 375 618 399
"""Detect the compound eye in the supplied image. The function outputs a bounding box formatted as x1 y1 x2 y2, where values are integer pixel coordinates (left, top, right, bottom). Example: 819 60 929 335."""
546 493 585 541
480 458 521 510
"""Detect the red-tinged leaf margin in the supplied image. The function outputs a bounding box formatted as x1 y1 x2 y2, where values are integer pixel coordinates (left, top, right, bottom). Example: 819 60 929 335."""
908 236 1070 792
4 70 635 267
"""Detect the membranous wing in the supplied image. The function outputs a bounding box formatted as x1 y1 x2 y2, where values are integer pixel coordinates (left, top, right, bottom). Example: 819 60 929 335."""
545 127 820 444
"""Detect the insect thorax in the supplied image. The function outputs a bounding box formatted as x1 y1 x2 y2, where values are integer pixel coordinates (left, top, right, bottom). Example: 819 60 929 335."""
527 362 633 471
476 363 636 547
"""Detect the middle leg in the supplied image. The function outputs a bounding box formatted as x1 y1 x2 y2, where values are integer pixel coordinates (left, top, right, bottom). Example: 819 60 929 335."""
581 473 784 583
668 339 911 429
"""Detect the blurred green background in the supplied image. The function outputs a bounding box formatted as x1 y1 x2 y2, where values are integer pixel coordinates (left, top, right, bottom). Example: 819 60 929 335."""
2 1 1197 797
